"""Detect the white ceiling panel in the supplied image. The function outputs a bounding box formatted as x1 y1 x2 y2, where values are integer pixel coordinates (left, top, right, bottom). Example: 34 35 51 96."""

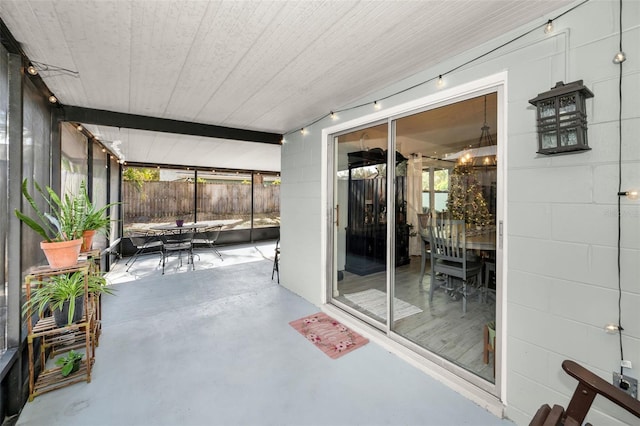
0 0 574 169
85 125 280 172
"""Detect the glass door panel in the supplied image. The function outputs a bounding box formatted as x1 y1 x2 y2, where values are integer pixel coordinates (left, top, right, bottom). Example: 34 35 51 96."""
329 92 499 386
391 93 498 384
332 123 389 326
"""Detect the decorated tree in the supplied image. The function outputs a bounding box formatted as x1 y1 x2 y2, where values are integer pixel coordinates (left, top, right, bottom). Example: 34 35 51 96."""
446 163 492 226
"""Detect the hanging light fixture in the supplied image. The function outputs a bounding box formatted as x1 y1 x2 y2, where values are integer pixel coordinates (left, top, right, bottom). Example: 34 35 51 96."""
478 96 494 148
472 95 497 166
446 96 497 165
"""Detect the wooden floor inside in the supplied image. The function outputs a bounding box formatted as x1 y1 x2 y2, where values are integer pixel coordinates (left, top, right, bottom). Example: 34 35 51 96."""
334 256 496 383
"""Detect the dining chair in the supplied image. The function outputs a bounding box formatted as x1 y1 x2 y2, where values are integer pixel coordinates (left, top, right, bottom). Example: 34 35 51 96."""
428 218 483 315
161 231 194 274
482 260 496 303
125 232 163 272
192 225 223 260
416 212 432 287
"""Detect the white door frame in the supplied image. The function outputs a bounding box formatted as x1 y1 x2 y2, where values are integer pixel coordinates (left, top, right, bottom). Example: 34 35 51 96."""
320 71 508 401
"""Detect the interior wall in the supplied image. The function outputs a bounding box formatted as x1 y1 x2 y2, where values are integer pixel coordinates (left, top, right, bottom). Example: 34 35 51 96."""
280 1 640 424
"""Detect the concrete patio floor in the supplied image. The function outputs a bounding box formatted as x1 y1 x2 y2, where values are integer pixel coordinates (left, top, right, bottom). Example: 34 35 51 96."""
15 241 512 426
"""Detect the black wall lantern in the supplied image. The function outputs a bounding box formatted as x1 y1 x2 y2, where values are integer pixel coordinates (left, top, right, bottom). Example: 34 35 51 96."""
529 80 594 155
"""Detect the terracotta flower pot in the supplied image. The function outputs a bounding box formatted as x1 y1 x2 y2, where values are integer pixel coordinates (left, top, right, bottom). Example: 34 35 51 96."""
40 239 83 269
81 230 96 252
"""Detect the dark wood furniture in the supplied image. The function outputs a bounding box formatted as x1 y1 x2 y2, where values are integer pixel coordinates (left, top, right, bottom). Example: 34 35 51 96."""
530 360 640 426
483 322 495 377
345 149 410 276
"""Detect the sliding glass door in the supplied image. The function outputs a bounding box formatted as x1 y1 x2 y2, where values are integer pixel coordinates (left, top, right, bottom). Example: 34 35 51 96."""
332 123 389 326
330 92 500 387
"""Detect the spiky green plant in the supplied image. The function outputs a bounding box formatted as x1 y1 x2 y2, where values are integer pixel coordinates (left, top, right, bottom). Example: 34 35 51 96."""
14 179 85 242
22 271 115 326
77 181 119 235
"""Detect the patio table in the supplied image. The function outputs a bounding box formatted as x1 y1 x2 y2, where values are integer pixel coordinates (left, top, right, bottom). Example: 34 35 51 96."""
149 223 209 233
150 223 208 273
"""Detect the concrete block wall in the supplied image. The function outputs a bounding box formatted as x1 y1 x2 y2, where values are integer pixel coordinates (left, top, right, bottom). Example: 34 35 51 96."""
281 1 639 423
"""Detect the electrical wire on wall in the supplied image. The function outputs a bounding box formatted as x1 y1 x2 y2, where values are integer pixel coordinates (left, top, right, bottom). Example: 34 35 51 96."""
614 0 626 378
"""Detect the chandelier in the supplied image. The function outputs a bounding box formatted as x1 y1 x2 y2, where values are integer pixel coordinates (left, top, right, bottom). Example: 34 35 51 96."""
456 95 497 166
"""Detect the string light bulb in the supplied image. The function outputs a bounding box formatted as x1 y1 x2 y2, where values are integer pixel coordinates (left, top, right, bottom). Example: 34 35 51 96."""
330 111 336 120
300 128 306 135
27 65 38 75
605 323 621 334
437 75 444 88
618 190 638 200
544 19 553 34
76 124 83 131
48 95 57 104
613 51 626 64
374 101 381 110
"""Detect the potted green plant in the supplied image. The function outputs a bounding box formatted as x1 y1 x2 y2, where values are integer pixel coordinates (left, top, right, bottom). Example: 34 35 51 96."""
55 350 83 377
22 271 115 327
14 179 85 268
77 181 119 251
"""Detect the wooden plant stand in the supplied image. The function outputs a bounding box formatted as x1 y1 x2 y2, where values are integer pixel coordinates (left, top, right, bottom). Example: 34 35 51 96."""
24 262 95 401
81 249 103 346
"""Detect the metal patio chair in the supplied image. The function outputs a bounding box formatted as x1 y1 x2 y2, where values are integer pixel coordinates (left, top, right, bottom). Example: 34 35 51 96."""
272 239 280 283
161 231 195 274
192 225 223 260
125 232 163 272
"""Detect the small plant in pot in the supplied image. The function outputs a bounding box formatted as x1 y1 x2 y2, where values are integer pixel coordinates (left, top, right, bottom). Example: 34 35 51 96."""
77 181 119 251
14 179 85 268
55 350 83 377
22 271 115 327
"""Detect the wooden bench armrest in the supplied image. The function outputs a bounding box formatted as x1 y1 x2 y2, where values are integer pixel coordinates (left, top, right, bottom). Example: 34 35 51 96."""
562 360 640 424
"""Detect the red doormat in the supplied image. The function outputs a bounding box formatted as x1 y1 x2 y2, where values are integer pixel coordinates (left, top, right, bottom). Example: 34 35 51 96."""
289 312 369 359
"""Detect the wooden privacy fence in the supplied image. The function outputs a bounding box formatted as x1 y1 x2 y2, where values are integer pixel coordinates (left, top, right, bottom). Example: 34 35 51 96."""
123 181 280 221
